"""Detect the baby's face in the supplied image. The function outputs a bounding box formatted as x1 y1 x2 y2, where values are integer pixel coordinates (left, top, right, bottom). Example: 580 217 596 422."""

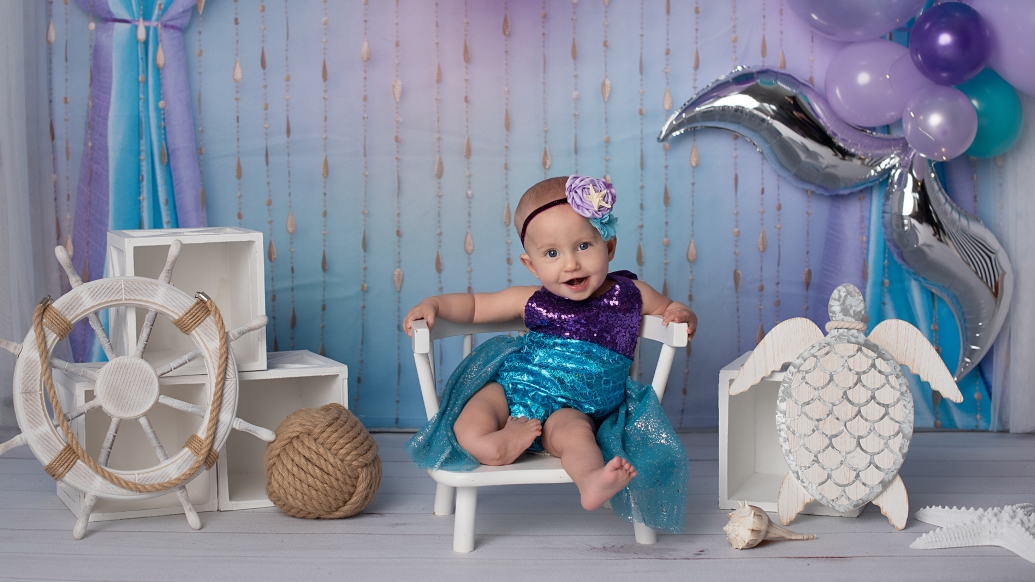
520 204 616 301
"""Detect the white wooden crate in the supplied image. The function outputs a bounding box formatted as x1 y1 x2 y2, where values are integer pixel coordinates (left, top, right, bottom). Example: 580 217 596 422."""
719 352 861 518
53 366 218 522
106 227 266 376
217 350 348 511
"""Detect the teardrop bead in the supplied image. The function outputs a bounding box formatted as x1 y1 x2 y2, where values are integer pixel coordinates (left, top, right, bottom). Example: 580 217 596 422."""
435 251 443 273
734 269 741 292
286 210 296 235
687 239 697 262
268 239 277 263
233 59 243 83
464 231 474 254
394 268 404 292
637 243 644 266
361 38 370 62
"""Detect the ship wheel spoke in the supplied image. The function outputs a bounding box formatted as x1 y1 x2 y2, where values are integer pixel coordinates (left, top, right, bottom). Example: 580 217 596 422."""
49 358 99 381
135 242 183 357
54 246 117 360
63 399 102 423
138 414 201 529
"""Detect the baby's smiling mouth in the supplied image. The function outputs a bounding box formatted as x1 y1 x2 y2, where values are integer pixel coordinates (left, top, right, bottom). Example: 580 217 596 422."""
564 277 588 288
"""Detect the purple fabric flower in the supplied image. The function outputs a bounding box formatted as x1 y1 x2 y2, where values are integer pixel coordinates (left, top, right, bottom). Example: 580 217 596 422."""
565 175 616 219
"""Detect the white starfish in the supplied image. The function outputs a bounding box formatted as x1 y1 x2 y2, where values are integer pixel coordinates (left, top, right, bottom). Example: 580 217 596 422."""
910 504 1035 564
584 184 612 211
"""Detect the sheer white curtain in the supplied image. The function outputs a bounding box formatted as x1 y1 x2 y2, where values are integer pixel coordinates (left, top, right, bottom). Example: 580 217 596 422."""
0 0 63 430
991 93 1035 433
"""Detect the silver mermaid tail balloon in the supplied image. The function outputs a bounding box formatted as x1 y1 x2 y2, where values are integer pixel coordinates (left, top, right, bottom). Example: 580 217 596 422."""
884 155 1013 379
658 66 909 195
660 66 1012 378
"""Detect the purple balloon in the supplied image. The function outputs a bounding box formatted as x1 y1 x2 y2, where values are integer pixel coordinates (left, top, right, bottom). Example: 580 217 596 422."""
902 85 978 161
788 0 926 42
969 0 1035 97
826 40 909 127
910 2 990 85
888 53 935 104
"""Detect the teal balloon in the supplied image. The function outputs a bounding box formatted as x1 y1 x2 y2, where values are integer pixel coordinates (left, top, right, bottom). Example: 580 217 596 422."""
956 68 1023 158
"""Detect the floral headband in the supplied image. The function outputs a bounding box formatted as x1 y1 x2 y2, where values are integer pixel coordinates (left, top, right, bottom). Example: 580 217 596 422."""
519 175 618 246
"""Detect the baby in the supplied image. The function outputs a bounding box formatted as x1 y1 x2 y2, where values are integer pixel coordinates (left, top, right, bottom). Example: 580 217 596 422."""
404 176 696 528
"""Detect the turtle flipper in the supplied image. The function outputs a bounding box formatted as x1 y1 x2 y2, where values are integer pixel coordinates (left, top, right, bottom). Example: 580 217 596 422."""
872 475 909 530
868 319 962 403
729 318 825 395
777 471 813 525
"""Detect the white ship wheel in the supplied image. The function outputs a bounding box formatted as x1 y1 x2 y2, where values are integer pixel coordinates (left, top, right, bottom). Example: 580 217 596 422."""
0 243 273 539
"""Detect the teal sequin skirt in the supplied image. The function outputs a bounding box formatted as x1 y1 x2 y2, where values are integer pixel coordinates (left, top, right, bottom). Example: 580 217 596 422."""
404 333 690 534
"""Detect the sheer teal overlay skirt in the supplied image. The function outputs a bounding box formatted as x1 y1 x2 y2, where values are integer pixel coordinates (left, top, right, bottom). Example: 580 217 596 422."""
404 334 689 533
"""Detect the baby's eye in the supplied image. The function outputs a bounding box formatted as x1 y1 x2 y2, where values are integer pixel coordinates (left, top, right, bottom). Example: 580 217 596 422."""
578 242 590 251
546 249 558 258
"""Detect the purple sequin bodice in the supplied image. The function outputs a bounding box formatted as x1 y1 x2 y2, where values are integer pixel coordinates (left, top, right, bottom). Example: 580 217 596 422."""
523 271 643 360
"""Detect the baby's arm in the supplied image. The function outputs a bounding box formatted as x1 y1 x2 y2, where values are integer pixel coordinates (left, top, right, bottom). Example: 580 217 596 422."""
403 286 539 337
633 280 698 341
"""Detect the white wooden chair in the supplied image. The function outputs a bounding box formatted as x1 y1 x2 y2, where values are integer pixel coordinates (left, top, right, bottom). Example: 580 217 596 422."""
410 314 688 552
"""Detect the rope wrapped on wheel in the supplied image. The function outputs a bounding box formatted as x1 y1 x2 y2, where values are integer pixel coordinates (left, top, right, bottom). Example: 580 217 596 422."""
263 403 381 519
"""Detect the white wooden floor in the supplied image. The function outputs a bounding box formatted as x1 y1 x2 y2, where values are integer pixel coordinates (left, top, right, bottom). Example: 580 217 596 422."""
1 430 1034 581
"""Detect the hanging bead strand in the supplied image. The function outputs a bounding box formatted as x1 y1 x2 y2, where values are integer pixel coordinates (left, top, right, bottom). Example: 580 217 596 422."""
503 2 512 286
541 1 550 176
757 0 768 345
195 0 205 215
356 0 370 402
463 0 474 294
393 0 404 425
731 0 742 350
259 1 278 351
283 0 296 349
661 0 671 300
233 0 243 226
601 0 610 181
46 0 59 247
679 0 701 430
571 0 579 172
636 0 644 278
318 0 329 357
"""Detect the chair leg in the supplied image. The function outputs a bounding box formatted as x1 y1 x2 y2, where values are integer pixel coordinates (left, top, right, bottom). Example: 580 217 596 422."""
433 483 456 516
634 521 657 545
453 487 478 553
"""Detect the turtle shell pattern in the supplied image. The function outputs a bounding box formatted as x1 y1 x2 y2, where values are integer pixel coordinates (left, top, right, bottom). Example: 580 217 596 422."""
775 329 914 513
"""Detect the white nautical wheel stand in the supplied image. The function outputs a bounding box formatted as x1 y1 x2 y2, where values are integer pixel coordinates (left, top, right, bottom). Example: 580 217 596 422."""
0 242 275 539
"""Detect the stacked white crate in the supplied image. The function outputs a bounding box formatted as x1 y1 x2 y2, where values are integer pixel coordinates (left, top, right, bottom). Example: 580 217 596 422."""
54 228 349 522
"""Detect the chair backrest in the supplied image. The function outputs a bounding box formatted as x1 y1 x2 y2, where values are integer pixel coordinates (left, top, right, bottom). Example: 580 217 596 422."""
411 315 687 422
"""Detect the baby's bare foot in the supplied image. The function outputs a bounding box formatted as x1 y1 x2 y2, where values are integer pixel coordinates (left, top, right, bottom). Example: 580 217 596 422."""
580 457 637 510
489 417 542 465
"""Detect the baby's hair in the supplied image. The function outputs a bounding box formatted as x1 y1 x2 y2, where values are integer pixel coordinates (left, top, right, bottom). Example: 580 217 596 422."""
514 176 568 238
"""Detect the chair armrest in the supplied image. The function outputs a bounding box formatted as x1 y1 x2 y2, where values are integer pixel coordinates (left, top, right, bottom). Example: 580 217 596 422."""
412 319 431 354
426 318 527 342
639 315 688 348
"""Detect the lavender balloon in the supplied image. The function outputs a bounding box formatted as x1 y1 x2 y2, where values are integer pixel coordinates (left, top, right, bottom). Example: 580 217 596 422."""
788 0 926 42
826 40 908 127
902 85 978 161
889 53 934 105
969 0 1035 97
658 67 909 195
910 2 990 86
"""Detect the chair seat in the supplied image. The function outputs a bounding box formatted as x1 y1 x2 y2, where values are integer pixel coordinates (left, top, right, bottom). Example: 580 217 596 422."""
428 453 572 487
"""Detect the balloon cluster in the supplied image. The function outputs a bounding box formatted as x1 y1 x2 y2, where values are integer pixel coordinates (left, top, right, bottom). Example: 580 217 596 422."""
795 0 1027 161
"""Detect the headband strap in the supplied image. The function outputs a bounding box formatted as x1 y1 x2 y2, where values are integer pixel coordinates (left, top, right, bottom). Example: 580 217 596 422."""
519 198 568 246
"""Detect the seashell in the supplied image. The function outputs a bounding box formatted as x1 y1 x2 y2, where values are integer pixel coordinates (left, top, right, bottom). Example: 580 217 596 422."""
156 42 166 69
687 239 697 263
65 235 73 257
573 135 578 156
542 145 551 170
503 203 511 227
394 268 404 292
235 157 242 180
662 279 668 298
47 19 56 44
664 0 669 15
724 502 815 550
268 239 277 263
502 13 510 36
693 48 699 71
435 155 443 179
571 38 577 60
664 184 670 207
601 78 611 103
663 87 672 112
286 115 291 138
82 260 89 283
465 231 474 255
160 143 168 166
322 155 329 178
803 267 812 291
463 40 470 63
261 46 266 70
734 269 741 292
636 243 644 266
436 63 441 84
435 250 443 273
464 136 471 159
361 38 370 62
233 59 242 83
361 229 366 252
690 142 700 168
286 210 296 235
197 0 205 15
504 108 510 131
322 59 328 82
757 324 765 345
758 228 768 253
322 250 327 272
393 78 402 103
779 49 786 70
318 342 325 357
290 307 296 329
761 34 767 59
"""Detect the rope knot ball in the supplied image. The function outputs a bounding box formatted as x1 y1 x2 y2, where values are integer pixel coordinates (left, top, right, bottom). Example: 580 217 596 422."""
264 403 381 519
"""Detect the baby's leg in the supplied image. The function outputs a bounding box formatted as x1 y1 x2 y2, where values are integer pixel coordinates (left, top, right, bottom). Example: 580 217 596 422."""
541 409 637 511
454 382 542 466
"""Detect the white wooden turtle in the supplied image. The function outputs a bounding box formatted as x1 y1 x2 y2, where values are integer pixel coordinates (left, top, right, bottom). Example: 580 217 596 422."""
729 283 962 530
0 243 274 538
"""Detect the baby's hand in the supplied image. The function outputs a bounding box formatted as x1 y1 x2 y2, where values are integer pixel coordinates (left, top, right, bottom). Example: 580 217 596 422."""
662 302 698 341
403 299 439 337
